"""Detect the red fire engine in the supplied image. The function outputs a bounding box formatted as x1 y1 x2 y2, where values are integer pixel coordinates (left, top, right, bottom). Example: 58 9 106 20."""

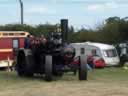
0 31 29 67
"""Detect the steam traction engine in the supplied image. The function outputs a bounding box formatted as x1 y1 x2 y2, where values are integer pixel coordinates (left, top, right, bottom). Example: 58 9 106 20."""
16 19 88 81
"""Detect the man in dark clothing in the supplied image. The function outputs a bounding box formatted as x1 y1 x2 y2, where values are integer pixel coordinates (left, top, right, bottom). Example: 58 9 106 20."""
24 35 30 49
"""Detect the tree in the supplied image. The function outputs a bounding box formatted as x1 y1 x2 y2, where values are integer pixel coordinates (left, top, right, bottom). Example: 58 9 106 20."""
106 16 120 24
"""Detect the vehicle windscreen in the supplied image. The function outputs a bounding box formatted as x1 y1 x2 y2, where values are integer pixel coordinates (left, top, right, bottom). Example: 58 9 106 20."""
103 49 117 57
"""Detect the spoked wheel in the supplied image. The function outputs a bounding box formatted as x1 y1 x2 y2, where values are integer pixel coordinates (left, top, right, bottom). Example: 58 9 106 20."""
44 55 53 81
16 51 33 77
79 55 88 80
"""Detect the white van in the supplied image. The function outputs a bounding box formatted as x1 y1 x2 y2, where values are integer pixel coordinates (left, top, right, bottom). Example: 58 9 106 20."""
71 42 120 66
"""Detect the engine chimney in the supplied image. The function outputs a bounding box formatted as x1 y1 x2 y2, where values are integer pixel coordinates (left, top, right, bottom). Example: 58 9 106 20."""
61 19 68 45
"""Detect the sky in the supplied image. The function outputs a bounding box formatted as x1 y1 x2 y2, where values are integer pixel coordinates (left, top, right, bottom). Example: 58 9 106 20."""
0 0 128 29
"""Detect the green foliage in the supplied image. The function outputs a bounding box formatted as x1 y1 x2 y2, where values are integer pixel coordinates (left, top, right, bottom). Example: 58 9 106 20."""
72 16 128 44
0 16 128 44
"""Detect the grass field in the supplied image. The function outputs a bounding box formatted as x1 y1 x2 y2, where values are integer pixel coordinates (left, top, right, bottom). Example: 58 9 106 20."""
0 67 128 96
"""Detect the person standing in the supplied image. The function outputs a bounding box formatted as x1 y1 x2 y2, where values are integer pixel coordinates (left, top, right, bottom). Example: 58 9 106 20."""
24 35 30 49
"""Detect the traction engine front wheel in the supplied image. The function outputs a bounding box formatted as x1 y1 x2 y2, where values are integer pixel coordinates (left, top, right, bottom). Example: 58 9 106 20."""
79 55 88 80
44 55 53 81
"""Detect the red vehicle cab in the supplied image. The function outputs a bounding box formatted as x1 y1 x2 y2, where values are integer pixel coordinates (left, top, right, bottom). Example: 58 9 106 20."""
0 31 29 67
87 55 105 68
93 56 105 68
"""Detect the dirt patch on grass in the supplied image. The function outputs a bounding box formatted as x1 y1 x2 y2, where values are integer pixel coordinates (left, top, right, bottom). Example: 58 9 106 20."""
0 81 128 96
0 68 128 96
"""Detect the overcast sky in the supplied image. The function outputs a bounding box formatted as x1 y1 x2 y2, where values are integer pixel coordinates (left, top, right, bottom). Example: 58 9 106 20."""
0 0 128 29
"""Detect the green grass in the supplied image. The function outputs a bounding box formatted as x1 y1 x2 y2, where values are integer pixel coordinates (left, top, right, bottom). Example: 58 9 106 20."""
0 67 128 86
0 67 128 96
92 68 128 83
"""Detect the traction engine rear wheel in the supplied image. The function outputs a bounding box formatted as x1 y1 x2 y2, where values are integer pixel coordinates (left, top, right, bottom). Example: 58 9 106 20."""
16 52 26 76
16 51 33 77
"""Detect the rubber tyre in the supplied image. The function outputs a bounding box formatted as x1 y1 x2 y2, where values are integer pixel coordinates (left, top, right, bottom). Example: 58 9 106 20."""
44 55 53 81
25 55 34 77
79 55 88 80
16 52 26 76
16 52 33 77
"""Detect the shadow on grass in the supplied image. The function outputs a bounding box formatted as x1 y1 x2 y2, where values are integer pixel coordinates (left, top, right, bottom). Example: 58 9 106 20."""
0 71 82 83
0 71 78 82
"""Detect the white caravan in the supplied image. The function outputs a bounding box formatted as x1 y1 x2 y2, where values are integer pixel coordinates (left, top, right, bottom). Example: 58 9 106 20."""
71 42 120 66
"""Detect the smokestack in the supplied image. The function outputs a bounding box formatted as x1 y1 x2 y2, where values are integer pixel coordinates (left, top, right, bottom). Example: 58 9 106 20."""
61 19 68 45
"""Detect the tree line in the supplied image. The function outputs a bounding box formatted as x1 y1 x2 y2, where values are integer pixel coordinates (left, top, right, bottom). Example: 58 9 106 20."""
0 16 128 44
72 16 128 44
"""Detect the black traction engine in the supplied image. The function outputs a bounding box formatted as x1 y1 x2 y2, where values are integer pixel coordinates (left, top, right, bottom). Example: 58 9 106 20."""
16 19 88 81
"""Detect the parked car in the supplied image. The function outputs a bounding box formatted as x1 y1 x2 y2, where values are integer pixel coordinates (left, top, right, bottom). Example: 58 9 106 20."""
93 56 105 68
